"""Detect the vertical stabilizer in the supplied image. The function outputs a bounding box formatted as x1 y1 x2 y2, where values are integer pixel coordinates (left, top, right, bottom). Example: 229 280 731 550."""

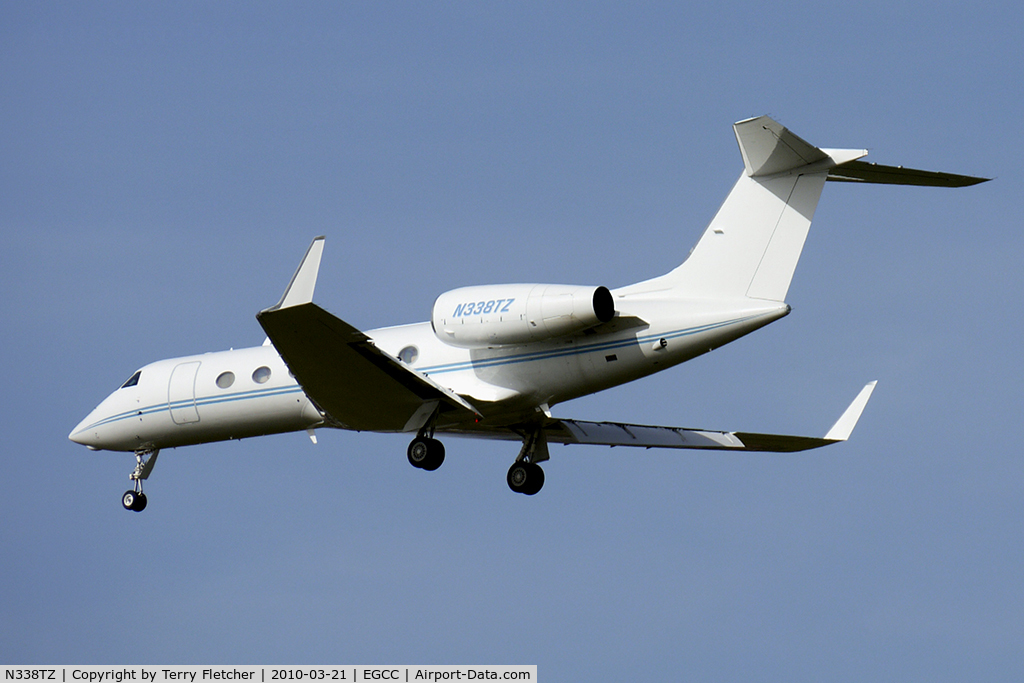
623 116 866 303
669 169 829 302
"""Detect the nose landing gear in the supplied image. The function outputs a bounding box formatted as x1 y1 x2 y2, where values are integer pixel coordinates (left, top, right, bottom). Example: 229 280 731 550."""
122 449 158 512
122 489 147 512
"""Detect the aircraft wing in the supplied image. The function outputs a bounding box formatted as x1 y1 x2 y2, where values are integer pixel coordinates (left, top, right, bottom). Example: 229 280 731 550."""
442 381 877 453
256 238 480 433
549 381 877 452
547 420 832 452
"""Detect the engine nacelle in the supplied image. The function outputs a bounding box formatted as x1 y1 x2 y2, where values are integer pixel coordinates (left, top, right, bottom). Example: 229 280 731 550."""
432 284 615 348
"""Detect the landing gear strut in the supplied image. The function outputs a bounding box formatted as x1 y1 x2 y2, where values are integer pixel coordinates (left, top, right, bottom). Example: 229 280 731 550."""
122 449 158 512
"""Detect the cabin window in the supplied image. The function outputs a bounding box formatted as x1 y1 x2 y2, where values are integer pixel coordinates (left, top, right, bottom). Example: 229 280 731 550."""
120 371 141 389
216 371 235 389
398 346 419 364
252 366 271 384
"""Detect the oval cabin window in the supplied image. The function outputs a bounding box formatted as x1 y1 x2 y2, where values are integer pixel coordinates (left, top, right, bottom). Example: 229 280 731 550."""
398 346 418 364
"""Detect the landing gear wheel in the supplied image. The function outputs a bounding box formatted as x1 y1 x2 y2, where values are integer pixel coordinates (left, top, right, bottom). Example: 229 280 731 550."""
507 462 544 495
122 490 147 512
407 437 445 471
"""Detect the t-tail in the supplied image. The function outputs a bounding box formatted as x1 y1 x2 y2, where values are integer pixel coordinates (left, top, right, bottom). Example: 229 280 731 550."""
622 115 988 301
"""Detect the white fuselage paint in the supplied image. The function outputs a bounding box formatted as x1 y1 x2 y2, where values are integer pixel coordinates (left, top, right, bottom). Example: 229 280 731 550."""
70 346 321 451
69 293 788 453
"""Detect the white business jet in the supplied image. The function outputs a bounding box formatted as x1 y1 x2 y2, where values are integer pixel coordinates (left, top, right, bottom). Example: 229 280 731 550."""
69 116 987 511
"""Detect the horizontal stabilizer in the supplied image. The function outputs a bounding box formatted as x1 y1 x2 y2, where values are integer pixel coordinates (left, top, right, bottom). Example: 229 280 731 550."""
827 160 989 187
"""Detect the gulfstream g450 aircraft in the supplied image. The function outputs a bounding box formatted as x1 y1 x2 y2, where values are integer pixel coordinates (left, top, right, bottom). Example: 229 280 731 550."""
69 116 987 511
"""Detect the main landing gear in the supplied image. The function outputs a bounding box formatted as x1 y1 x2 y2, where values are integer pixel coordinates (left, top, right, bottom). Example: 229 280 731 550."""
407 407 446 472
404 416 548 496
506 426 548 496
122 448 158 512
401 405 548 497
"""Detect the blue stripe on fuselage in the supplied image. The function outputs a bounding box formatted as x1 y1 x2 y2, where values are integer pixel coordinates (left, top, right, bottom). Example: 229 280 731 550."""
418 315 757 375
76 385 306 433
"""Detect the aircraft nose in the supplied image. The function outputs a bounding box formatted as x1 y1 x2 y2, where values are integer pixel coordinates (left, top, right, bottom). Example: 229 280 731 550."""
69 410 103 450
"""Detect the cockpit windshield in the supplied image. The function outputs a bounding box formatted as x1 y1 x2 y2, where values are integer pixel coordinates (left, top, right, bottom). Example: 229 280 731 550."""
120 371 141 389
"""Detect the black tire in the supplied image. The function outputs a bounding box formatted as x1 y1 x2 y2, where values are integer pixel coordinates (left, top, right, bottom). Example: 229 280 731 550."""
524 463 545 495
507 462 545 495
408 437 445 471
420 439 445 472
122 490 147 511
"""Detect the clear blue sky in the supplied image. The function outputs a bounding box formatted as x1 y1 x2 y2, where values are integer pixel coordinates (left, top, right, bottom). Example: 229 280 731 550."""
2 2 1021 679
